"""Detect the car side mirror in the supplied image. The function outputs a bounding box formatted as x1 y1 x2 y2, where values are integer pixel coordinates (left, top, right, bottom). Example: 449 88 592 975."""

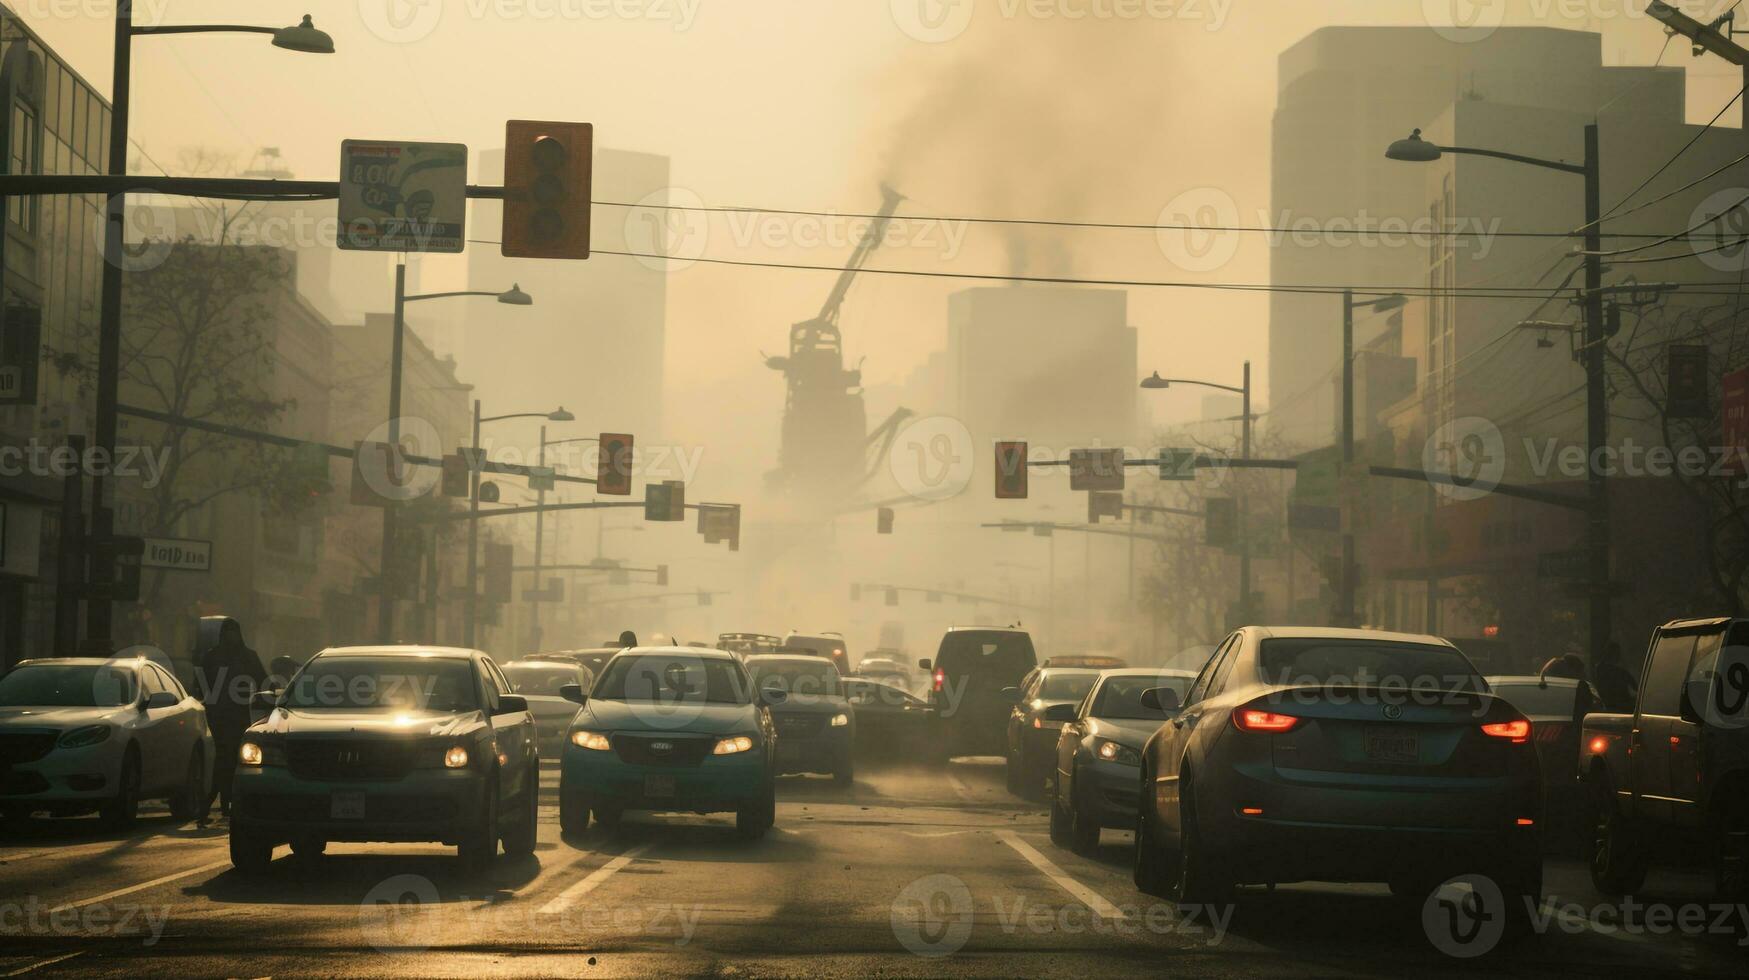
143 691 179 710
1001 686 1023 705
917 659 932 671
1041 703 1078 724
496 694 529 716
1140 687 1180 713
559 683 588 706
250 690 279 711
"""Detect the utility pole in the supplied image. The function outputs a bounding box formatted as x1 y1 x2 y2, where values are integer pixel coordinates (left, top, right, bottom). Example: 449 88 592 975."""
1582 123 1611 661
1239 360 1252 624
377 262 408 643
531 425 548 651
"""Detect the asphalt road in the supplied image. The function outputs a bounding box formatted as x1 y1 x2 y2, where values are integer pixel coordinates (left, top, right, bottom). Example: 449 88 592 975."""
0 759 1744 978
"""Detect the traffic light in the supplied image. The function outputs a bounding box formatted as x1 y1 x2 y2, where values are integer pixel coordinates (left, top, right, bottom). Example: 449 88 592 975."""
441 454 469 498
1667 344 1709 419
645 482 674 521
597 433 633 496
502 120 593 259
656 564 669 587
877 507 895 534
1069 448 1126 491
1206 498 1237 548
994 441 1028 499
483 542 514 602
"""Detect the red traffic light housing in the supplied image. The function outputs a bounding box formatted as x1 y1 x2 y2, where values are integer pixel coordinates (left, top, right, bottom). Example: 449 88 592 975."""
502 120 593 259
597 433 633 496
994 441 1028 499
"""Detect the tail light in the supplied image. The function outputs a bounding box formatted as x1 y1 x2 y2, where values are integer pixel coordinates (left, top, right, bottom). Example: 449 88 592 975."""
933 668 945 693
1481 719 1531 743
1233 709 1301 733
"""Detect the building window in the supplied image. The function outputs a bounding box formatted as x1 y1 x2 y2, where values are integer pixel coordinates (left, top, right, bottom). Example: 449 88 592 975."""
8 100 36 230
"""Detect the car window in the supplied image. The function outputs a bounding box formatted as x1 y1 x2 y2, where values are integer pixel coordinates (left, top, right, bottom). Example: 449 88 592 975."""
1206 639 1245 699
1487 681 1581 718
1184 636 1234 707
138 665 167 697
1090 675 1190 720
748 659 842 697
152 665 188 699
593 654 750 705
503 665 581 696
281 657 480 711
478 661 505 711
1038 672 1098 701
1641 632 1697 717
1256 639 1485 692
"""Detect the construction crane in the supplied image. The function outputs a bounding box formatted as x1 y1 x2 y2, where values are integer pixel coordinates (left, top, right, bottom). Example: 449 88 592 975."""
766 185 909 504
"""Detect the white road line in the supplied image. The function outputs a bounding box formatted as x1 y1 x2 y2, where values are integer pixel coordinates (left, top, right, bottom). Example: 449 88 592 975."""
47 858 237 913
536 843 654 915
995 830 1124 920
0 952 85 977
946 773 976 802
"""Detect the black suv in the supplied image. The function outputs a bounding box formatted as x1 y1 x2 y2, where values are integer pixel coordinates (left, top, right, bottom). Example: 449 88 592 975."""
921 627 1038 761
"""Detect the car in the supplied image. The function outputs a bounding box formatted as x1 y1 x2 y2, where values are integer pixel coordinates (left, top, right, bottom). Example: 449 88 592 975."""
842 678 934 765
228 646 539 875
502 660 594 759
1485 669 1600 847
1132 626 1542 932
1042 655 1129 670
782 632 851 676
854 657 920 695
1003 667 1102 798
1581 617 1749 901
920 627 1039 761
1049 668 1195 854
746 654 855 784
0 657 214 828
527 648 620 678
717 633 785 659
558 647 777 839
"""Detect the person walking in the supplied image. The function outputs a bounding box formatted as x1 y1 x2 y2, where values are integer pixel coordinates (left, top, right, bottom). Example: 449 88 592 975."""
199 619 266 817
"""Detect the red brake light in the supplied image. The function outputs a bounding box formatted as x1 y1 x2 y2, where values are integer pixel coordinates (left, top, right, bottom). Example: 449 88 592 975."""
1234 710 1300 733
1481 719 1531 742
932 668 945 692
1588 736 1609 754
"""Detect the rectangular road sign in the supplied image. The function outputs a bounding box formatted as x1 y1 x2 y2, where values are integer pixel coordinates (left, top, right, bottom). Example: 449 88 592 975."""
1158 448 1197 481
1069 449 1125 492
140 537 212 572
338 140 468 253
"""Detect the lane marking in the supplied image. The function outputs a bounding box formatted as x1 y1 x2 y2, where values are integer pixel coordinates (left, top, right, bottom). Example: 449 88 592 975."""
946 773 976 802
537 843 654 915
479 843 595 909
47 858 237 913
995 829 1123 920
1 952 84 976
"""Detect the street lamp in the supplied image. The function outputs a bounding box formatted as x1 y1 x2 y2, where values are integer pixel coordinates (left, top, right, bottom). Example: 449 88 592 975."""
1336 291 1407 627
1139 363 1253 625
462 405 573 648
1386 125 1610 662
378 282 538 643
84 10 334 647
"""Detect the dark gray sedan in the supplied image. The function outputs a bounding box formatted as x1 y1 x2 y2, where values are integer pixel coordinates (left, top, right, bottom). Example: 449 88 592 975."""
1049 668 1195 854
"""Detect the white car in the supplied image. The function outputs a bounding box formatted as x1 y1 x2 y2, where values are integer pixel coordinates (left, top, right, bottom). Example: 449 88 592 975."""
0 657 214 827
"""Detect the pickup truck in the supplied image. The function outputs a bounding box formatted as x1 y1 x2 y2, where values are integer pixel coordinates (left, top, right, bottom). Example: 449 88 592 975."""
1580 617 1749 900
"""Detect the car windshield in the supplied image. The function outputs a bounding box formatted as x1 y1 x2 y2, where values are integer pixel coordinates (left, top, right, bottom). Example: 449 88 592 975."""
938 632 1037 687
749 660 842 697
503 664 581 696
593 655 749 705
1258 640 1485 692
1091 676 1191 720
1038 672 1098 700
280 657 479 711
0 664 136 707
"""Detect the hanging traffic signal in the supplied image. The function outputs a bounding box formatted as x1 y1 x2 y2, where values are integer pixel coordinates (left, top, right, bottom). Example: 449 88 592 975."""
597 433 633 496
502 120 593 259
1206 498 1237 548
994 441 1028 499
877 507 895 534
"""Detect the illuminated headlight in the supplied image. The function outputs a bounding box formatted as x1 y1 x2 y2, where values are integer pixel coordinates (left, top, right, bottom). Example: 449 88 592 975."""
57 725 111 749
444 745 470 769
713 735 755 755
830 713 849 728
1095 739 1141 766
570 730 611 751
1031 717 1043 729
238 741 264 767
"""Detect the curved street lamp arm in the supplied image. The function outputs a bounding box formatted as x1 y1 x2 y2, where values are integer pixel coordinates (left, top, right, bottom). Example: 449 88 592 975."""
480 412 557 424
405 290 506 302
1439 144 1587 176
131 24 277 37
1150 377 1246 395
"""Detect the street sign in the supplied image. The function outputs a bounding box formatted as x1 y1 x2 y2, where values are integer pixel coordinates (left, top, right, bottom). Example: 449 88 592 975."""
994 441 1029 499
598 433 634 496
528 466 557 492
1087 491 1124 524
338 140 467 253
1069 449 1125 491
1158 448 1197 481
140 537 212 572
441 454 469 498
0 306 41 406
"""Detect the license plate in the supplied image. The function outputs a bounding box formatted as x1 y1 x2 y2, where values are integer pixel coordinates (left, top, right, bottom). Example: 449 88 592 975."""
644 774 675 798
330 791 366 819
1364 728 1418 763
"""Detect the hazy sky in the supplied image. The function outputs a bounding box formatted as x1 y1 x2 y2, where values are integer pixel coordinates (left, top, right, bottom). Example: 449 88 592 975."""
19 0 1728 420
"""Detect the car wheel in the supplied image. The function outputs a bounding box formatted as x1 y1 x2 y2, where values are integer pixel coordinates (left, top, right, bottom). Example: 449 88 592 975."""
1049 770 1074 847
1171 776 1231 906
229 826 274 873
1587 784 1647 895
559 791 590 837
501 767 539 857
1068 771 1100 857
458 781 499 875
168 748 209 823
99 748 141 831
1133 763 1172 897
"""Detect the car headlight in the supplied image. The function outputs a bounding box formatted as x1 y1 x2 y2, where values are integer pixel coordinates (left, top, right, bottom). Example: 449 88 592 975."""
1095 739 1141 766
57 725 111 749
830 713 849 728
239 741 264 766
444 745 470 769
713 735 755 755
570 730 611 751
